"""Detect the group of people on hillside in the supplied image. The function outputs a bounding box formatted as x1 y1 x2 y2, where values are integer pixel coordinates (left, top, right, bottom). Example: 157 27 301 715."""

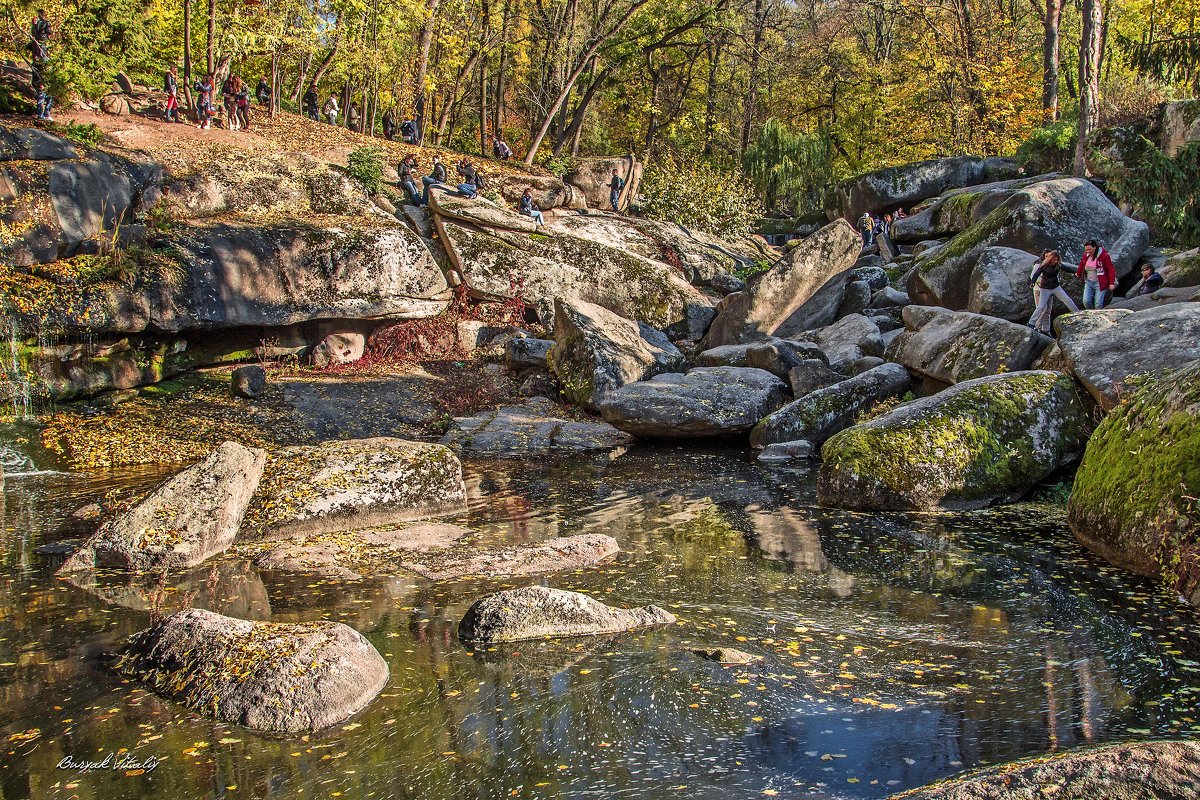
1026 241 1162 332
857 209 906 251
381 110 419 143
183 70 269 130
397 154 490 206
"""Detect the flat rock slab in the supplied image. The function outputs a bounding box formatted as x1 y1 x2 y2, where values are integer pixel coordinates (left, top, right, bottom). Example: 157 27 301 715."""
59 441 266 574
280 374 444 441
402 534 619 580
890 740 1200 800
459 585 676 642
599 367 788 438
243 438 467 539
440 397 632 453
253 523 473 579
111 608 388 733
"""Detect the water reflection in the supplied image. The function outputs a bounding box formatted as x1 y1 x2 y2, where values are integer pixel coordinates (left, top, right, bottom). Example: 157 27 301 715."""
0 442 1197 799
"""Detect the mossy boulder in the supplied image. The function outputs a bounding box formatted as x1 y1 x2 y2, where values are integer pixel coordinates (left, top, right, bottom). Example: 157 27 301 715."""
1068 360 1200 605
818 371 1090 511
458 586 675 642
836 156 1019 220
1161 246 1200 288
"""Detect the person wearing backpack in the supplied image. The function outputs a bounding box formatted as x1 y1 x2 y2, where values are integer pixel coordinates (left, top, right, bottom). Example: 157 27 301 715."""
31 10 51 44
1026 249 1079 334
456 159 480 199
609 169 625 212
163 65 180 123
322 92 339 125
400 119 417 143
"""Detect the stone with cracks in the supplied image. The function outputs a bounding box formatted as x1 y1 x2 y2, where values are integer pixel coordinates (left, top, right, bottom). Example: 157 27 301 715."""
964 246 1041 322
440 397 632 453
837 156 1019 221
801 314 884 371
459 586 676 642
599 367 789 438
401 534 620 580
111 608 388 733
548 297 685 411
59 442 266 573
751 363 911 448
744 338 827 378
788 360 845 397
231 365 267 398
818 371 1089 511
885 306 1051 385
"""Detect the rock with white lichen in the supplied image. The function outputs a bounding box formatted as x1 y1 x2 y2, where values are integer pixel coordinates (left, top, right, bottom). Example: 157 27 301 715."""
459 586 676 642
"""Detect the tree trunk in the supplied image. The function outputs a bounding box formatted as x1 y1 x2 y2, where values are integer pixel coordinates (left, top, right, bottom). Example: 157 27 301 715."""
183 0 194 110
740 0 766 154
291 52 312 103
435 49 484 142
554 61 616 155
1074 0 1103 176
1042 0 1061 120
414 0 443 143
310 32 341 91
493 0 513 137
206 0 216 75
704 37 722 157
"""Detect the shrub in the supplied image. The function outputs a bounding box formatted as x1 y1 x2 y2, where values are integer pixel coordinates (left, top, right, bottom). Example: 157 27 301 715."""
641 156 762 239
1102 136 1200 247
1015 120 1077 174
58 121 105 149
347 146 386 194
742 119 837 214
539 152 575 177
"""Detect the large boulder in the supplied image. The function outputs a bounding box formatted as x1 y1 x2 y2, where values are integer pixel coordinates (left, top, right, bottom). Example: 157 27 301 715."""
111 609 388 733
964 246 1039 321
1068 360 1200 605
243 438 467 539
702 221 862 347
750 363 911 448
599 367 788 438
908 178 1150 307
885 305 1052 385
59 442 266 573
562 155 641 211
890 740 1200 800
458 586 675 642
837 156 1019 220
1054 304 1200 409
439 397 632 452
801 313 883 371
818 371 1090 510
548 297 685 411
1162 247 1200 288
890 174 1054 244
0 127 78 160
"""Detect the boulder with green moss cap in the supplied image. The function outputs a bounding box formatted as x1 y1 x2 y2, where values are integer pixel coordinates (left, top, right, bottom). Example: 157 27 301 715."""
818 370 1089 510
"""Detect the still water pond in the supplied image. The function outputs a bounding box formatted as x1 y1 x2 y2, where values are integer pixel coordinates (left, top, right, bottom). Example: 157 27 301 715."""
1 439 1199 799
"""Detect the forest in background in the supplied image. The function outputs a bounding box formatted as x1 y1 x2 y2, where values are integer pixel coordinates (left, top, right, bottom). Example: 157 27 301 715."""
1 0 1198 217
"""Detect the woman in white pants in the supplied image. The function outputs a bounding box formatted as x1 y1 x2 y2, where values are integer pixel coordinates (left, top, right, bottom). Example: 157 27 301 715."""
1027 250 1079 334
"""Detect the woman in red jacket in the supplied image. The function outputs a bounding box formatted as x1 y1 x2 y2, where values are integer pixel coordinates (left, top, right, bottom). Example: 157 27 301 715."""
1077 239 1116 309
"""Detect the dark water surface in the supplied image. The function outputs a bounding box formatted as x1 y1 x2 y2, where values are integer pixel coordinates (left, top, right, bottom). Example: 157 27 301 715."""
1 435 1199 799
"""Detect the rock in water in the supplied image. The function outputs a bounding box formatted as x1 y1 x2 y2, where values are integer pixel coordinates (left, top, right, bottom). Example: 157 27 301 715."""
548 297 685 411
701 221 862 348
599 367 788 438
751 363 911 448
59 442 266 573
231 365 267 398
890 740 1200 800
885 305 1051 385
690 647 762 665
111 609 388 733
440 397 631 453
244 438 466 539
1068 360 1200 606
401 534 620 580
1054 304 1200 409
459 586 676 642
818 371 1089 511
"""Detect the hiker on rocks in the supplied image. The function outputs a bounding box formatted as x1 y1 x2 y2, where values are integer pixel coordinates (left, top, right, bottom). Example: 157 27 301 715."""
399 155 420 206
519 188 545 227
346 102 360 132
858 212 874 247
400 118 417 143
235 77 251 130
873 213 894 256
1027 249 1079 334
31 9 51 43
456 159 480 199
1076 239 1116 309
163 65 180 122
303 85 319 120
255 77 271 106
382 108 396 140
609 169 624 212
421 155 447 204
492 136 513 160
194 73 214 129
322 92 339 125
1135 262 1164 296
895 207 907 220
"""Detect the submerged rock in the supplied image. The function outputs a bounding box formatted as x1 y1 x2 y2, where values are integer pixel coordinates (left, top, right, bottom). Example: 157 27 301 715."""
243 438 466 539
254 523 474 579
59 442 266 574
756 440 814 462
818 371 1089 510
402 534 619 580
891 740 1200 800
459 586 676 642
1068 360 1200 606
111 608 388 733
440 397 631 453
599 367 788 438
690 647 762 665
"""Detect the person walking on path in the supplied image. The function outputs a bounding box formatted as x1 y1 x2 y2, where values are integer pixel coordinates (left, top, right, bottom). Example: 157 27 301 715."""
221 74 239 130
857 212 874 248
1076 239 1116 309
322 92 339 125
399 155 421 206
163 65 180 122
235 77 251 130
303 85 319 120
519 188 545 227
609 169 625 212
1027 249 1079 334
347 102 360 132
421 155 448 205
31 9 51 43
194 73 214 129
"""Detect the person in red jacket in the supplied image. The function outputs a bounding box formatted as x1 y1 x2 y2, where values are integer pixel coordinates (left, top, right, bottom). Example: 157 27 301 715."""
1077 239 1116 309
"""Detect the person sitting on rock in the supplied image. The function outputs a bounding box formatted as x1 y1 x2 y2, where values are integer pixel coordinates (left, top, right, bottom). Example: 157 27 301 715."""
609 168 625 212
1027 249 1079 334
1135 262 1164 296
1076 239 1116 309
399 155 420 206
456 159 480 199
420 155 447 205
519 188 545 227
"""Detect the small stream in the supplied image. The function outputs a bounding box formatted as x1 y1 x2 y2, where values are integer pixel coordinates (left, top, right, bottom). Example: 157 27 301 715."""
1 436 1198 799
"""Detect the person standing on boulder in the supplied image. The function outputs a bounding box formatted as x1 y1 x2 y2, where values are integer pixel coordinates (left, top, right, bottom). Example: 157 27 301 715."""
1076 239 1116 309
1027 250 1079 334
609 168 625 213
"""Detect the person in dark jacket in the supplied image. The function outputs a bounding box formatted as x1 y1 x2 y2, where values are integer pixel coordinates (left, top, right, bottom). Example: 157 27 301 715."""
163 65 180 122
382 108 396 140
255 77 271 106
194 73 214 129
421 155 447 205
31 9 51 43
456 159 479 198
398 155 420 205
609 169 624 212
235 77 251 130
1027 249 1079 333
400 119 417 143
302 85 319 120
492 136 513 160
519 188 545 227
1076 239 1116 309
1135 263 1165 296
